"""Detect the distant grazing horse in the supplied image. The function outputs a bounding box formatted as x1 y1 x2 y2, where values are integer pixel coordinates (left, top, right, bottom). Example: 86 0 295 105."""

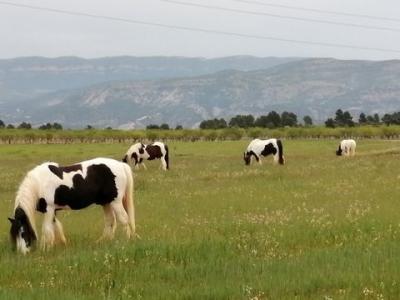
123 142 169 171
244 138 285 165
336 139 356 157
8 158 135 254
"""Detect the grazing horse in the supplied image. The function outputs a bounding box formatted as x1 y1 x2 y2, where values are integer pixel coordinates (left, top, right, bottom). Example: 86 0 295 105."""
336 139 356 156
244 138 285 165
8 158 135 254
123 142 169 171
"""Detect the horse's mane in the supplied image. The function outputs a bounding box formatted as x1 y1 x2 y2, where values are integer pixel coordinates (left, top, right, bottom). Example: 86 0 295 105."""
14 168 42 238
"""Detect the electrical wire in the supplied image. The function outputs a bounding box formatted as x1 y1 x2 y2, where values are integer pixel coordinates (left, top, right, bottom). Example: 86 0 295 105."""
229 0 400 23
161 0 400 33
0 1 399 54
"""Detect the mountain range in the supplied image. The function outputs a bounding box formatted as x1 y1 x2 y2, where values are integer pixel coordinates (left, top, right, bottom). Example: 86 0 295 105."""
0 56 399 128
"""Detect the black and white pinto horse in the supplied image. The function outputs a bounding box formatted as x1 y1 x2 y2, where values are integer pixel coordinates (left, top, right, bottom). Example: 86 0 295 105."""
9 158 135 254
123 142 169 171
244 138 285 165
336 139 356 156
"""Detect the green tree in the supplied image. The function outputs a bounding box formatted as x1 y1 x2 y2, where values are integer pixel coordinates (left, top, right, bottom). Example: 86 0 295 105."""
358 113 367 124
0 120 4 128
303 115 313 126
373 113 380 124
53 122 63 130
199 118 227 129
18 122 32 129
325 118 336 128
343 111 355 127
382 112 400 125
254 115 269 128
334 109 344 125
334 109 354 126
382 114 392 125
229 114 255 128
281 111 298 127
160 123 170 130
146 124 160 129
267 111 281 128
39 123 52 130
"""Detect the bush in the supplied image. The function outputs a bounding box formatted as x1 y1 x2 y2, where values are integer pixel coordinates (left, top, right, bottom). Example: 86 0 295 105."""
220 128 244 140
247 128 263 139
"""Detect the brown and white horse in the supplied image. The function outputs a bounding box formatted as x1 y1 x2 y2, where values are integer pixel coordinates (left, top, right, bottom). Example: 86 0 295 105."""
9 158 136 254
123 142 169 171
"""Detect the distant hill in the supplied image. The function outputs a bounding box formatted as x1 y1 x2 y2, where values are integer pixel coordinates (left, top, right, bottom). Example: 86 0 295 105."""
1 57 400 128
0 55 299 100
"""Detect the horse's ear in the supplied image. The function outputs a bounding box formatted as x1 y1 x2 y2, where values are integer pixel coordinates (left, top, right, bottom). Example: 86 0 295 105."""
8 217 14 224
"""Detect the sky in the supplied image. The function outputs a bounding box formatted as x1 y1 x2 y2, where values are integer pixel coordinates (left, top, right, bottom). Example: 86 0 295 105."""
0 0 400 60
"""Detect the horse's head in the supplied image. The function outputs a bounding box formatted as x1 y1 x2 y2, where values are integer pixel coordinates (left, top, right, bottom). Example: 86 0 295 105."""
8 207 36 254
336 145 343 156
243 152 251 165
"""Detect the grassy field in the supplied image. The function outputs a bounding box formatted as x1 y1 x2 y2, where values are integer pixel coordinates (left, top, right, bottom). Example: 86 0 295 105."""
0 140 399 299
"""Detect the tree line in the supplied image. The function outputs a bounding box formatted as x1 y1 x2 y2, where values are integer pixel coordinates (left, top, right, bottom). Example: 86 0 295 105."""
1 109 400 131
325 109 400 127
0 121 63 130
200 109 400 130
200 111 312 129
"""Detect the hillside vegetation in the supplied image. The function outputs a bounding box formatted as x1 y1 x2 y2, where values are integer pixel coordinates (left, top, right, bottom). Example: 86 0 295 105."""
1 57 400 127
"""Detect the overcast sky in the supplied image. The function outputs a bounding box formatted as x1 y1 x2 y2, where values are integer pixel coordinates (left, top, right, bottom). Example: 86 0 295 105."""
1 0 400 60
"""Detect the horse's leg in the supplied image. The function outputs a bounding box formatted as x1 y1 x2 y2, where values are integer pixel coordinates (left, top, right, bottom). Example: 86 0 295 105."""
111 201 132 239
273 154 279 164
161 157 167 171
252 154 260 165
97 204 116 242
41 209 55 251
141 162 147 170
53 217 67 245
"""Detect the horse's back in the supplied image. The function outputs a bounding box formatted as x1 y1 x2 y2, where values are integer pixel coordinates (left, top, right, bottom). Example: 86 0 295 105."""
247 138 277 152
341 139 356 149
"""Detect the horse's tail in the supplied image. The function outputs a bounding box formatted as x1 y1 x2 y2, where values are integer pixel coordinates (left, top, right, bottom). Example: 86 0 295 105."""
277 139 285 165
122 163 136 236
164 144 170 170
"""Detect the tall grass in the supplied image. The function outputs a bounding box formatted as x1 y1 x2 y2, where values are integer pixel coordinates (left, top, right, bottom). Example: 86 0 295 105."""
0 140 399 298
1 126 400 144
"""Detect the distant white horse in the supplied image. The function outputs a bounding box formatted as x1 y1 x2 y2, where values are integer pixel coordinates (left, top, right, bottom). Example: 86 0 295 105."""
244 138 285 165
9 158 136 255
123 142 169 171
336 139 356 156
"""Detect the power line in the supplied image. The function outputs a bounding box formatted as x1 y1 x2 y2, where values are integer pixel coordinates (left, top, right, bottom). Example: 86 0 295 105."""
229 0 400 23
161 0 400 33
0 1 400 54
